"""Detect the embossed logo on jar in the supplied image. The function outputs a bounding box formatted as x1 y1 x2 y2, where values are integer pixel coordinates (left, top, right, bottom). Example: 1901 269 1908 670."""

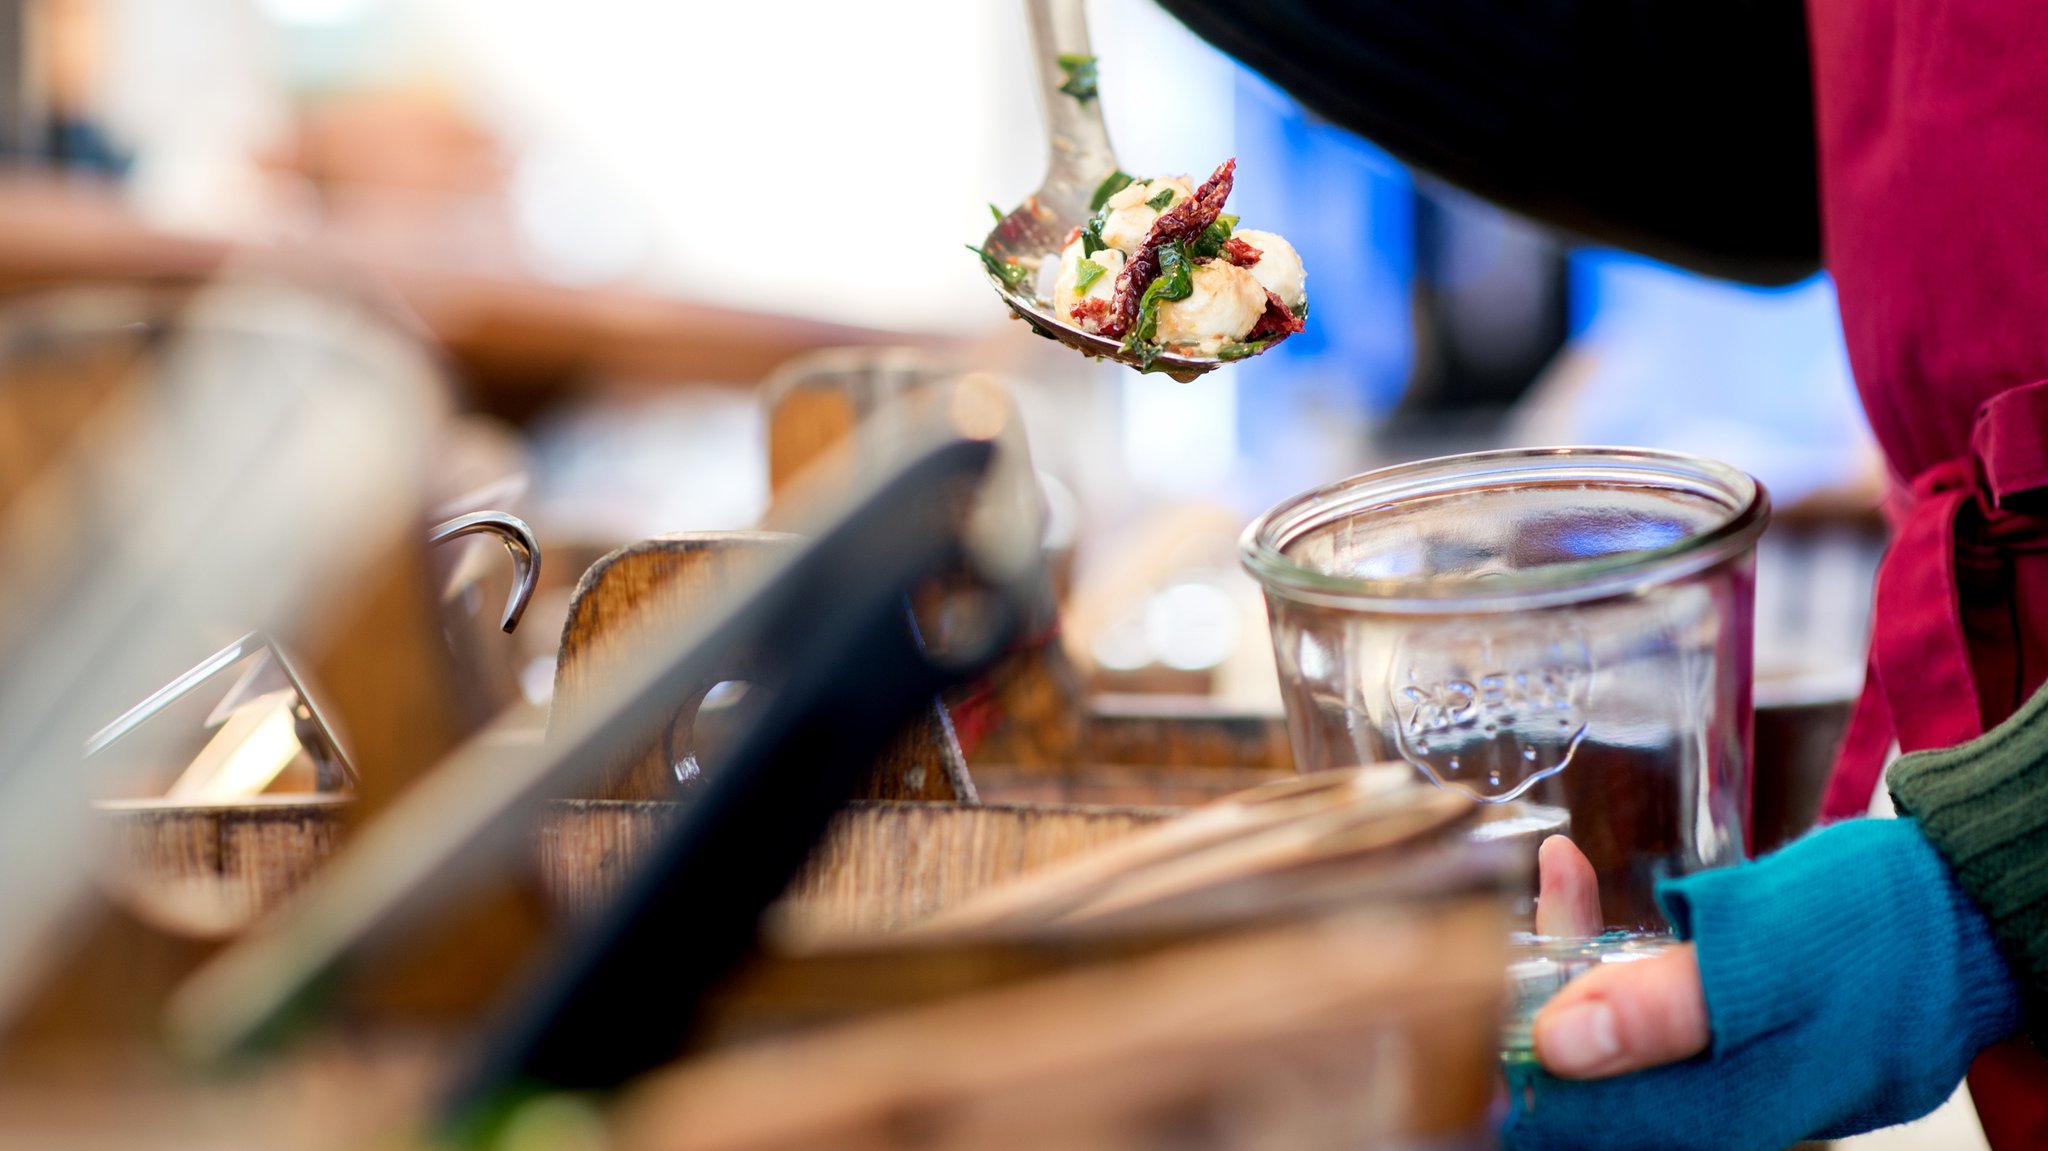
1389 625 1592 802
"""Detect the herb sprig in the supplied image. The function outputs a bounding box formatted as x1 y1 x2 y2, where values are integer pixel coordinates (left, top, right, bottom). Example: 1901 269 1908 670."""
1057 54 1099 102
967 243 1031 291
1080 214 1107 258
1190 213 1238 259
1089 171 1134 212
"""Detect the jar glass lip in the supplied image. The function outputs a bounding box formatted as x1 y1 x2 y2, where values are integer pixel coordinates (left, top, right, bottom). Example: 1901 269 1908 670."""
1239 446 1770 612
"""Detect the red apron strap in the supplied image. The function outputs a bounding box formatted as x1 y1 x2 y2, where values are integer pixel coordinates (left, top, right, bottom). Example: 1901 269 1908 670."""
1821 379 2048 819
1818 470 1977 821
1873 478 1981 750
1820 649 1895 820
1973 381 2048 505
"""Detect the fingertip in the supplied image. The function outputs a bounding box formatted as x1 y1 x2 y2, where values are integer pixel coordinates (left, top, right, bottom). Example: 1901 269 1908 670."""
1533 999 1621 1077
1532 944 1709 1079
1535 835 1574 872
1534 835 1603 937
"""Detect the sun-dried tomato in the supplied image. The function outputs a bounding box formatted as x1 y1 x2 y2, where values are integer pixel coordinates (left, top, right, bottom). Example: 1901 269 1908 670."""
1246 290 1306 343
1222 235 1262 267
1069 296 1112 331
1101 158 1236 340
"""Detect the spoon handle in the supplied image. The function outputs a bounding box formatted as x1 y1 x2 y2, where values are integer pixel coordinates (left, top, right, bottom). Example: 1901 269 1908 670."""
1024 0 1118 193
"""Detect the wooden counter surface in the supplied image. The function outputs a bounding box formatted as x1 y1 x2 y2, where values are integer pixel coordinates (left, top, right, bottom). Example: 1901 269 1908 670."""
0 176 932 397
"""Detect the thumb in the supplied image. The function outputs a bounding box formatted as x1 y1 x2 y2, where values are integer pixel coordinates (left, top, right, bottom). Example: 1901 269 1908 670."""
1532 942 1709 1079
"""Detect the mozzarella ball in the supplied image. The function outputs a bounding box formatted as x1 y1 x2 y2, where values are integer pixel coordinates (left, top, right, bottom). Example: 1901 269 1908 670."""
1053 239 1125 329
1098 176 1194 254
1154 260 1267 351
1231 228 1306 311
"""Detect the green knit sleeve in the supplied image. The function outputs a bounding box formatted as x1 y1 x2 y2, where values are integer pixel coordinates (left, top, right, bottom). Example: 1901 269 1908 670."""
1888 681 2048 1037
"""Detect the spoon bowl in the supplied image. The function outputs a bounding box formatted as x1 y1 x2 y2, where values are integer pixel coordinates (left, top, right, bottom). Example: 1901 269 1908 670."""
981 200 1222 384
981 0 1251 382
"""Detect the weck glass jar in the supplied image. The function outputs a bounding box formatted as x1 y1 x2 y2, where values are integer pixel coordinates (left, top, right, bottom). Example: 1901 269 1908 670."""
1241 447 1770 936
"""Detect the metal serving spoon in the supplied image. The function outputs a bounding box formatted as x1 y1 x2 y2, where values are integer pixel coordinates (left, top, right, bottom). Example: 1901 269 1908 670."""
979 0 1228 383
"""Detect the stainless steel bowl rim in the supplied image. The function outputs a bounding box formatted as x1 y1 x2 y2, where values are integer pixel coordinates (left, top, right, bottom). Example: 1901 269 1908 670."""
1240 446 1771 613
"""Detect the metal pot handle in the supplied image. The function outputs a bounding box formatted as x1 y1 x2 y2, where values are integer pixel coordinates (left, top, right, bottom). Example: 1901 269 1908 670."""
429 511 542 634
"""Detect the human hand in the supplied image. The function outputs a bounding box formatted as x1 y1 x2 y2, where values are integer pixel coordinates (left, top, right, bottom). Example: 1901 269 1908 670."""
1502 820 2019 1151
1529 835 1708 1078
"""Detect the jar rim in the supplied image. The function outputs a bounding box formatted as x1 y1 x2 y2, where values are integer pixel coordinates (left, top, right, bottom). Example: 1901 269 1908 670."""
1239 446 1771 612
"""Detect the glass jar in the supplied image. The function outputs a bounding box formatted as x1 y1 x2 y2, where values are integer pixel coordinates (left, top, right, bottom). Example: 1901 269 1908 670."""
1241 447 1769 935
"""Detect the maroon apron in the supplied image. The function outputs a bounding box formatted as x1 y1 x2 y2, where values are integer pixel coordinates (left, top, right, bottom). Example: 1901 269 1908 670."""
1808 2 2048 1144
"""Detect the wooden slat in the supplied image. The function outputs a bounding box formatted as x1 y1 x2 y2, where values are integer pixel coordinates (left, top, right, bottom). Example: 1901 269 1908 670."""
971 763 1285 808
900 770 1463 939
781 801 1173 937
537 799 1173 930
1082 693 1291 772
94 797 351 940
615 899 1507 1151
767 387 861 495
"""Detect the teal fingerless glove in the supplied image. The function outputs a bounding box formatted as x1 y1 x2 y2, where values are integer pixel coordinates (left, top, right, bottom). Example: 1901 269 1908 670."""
1503 817 2021 1151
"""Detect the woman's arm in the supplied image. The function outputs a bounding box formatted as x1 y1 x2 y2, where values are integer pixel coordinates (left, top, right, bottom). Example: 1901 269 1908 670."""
1891 682 2048 1039
1154 0 1820 285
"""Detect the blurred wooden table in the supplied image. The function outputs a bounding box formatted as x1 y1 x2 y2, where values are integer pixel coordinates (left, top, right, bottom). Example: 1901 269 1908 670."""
0 175 929 411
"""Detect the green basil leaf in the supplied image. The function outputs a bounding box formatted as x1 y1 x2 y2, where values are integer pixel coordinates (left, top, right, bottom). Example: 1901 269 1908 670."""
1126 242 1196 354
1080 207 1110 257
1145 188 1177 212
1165 243 1196 291
1190 213 1237 259
1073 258 1106 295
1057 54 1099 102
1089 171 1134 212
988 202 1003 221
1217 340 1269 361
967 243 1031 291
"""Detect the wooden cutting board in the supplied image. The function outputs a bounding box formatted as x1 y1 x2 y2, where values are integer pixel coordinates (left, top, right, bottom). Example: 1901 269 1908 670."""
550 532 972 802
